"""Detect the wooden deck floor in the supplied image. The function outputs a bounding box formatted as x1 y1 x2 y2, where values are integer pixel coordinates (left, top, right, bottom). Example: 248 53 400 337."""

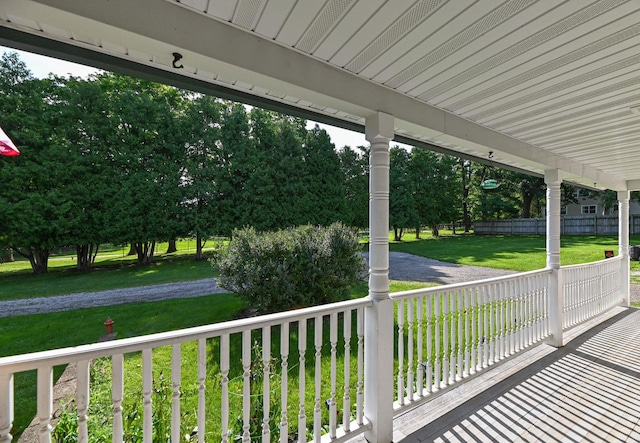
390 307 640 443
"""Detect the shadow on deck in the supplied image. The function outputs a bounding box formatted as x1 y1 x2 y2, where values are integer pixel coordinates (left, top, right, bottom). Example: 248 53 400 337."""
393 307 640 443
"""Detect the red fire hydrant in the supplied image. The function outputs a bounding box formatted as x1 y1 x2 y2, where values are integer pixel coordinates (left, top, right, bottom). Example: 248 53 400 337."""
104 318 114 334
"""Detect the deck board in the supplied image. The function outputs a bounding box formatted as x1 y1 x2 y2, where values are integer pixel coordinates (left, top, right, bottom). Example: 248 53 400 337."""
389 307 640 442
394 308 640 443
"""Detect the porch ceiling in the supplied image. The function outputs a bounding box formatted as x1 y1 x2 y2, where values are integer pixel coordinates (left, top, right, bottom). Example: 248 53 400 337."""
1 0 640 190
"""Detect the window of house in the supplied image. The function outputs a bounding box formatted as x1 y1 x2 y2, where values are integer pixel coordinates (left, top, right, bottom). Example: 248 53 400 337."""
561 206 567 215
581 205 597 214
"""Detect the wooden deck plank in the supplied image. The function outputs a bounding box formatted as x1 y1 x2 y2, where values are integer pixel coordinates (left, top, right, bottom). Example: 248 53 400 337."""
387 307 640 442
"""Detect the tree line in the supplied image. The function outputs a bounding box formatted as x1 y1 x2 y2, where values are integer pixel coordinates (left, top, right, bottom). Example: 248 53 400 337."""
0 52 595 274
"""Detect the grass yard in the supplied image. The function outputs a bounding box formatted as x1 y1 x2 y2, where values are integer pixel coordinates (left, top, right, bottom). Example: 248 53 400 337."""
389 233 637 272
4 233 635 303
3 232 637 437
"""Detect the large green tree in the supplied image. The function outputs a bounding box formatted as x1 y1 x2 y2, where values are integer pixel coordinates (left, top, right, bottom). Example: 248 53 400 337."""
409 149 460 237
337 145 369 228
181 94 226 259
56 75 115 270
98 73 185 265
389 147 417 241
0 53 71 273
301 125 346 226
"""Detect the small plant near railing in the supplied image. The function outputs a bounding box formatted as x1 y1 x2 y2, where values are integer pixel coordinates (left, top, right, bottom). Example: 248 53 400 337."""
52 359 198 443
215 223 366 313
228 341 284 442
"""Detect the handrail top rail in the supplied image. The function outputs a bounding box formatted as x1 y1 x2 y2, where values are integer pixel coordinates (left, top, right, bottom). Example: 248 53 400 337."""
561 255 622 270
0 297 371 373
390 267 552 301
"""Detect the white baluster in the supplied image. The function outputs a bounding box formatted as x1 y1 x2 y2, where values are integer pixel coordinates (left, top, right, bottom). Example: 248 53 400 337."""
314 316 323 443
342 310 351 432
443 291 450 386
76 360 90 443
407 299 415 401
397 299 405 404
458 290 464 380
37 366 53 443
172 345 181 443
280 323 289 443
519 278 525 350
488 285 495 365
442 292 452 386
507 282 513 353
510 281 516 354
530 275 546 343
142 349 152 443
221 334 230 443
0 373 13 443
478 287 485 370
356 308 364 426
435 293 441 390
523 277 530 347
470 289 476 374
329 313 338 439
450 291 456 383
112 354 124 443
497 283 504 360
242 330 251 443
528 277 535 342
417 297 424 396
523 276 536 348
426 294 433 393
262 326 271 443
298 320 307 443
198 339 206 443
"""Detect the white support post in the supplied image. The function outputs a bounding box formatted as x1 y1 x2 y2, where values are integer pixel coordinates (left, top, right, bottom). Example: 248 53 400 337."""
618 190 630 307
545 169 563 348
364 111 394 443
0 373 13 443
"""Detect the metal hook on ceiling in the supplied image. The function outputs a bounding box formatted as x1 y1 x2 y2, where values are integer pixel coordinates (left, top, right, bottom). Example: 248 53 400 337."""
172 52 184 69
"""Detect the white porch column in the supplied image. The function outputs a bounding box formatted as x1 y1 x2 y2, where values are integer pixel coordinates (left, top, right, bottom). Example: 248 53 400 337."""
364 111 394 443
0 373 13 443
545 169 563 348
618 190 630 307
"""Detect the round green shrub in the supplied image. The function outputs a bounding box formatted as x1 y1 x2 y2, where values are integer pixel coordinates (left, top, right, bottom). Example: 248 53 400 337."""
215 223 366 313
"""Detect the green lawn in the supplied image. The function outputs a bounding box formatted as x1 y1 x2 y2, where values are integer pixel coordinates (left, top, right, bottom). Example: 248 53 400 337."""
4 233 638 302
389 233 635 272
0 258 217 301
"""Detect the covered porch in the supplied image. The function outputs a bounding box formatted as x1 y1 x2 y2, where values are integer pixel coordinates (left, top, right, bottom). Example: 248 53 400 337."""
389 307 640 442
1 1 640 442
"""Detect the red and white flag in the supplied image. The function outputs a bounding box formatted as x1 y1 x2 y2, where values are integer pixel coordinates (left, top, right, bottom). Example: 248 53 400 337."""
0 126 20 156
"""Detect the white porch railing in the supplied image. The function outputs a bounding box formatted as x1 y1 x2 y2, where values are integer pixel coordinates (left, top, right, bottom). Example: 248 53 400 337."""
0 298 371 443
390 269 551 412
0 259 626 442
562 256 623 330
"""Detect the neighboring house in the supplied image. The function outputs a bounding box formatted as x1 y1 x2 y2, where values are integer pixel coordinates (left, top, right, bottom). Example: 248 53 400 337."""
562 189 640 217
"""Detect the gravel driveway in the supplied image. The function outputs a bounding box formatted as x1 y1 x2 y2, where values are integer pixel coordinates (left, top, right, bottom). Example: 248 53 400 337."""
0 278 226 318
1 252 637 318
364 252 516 284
